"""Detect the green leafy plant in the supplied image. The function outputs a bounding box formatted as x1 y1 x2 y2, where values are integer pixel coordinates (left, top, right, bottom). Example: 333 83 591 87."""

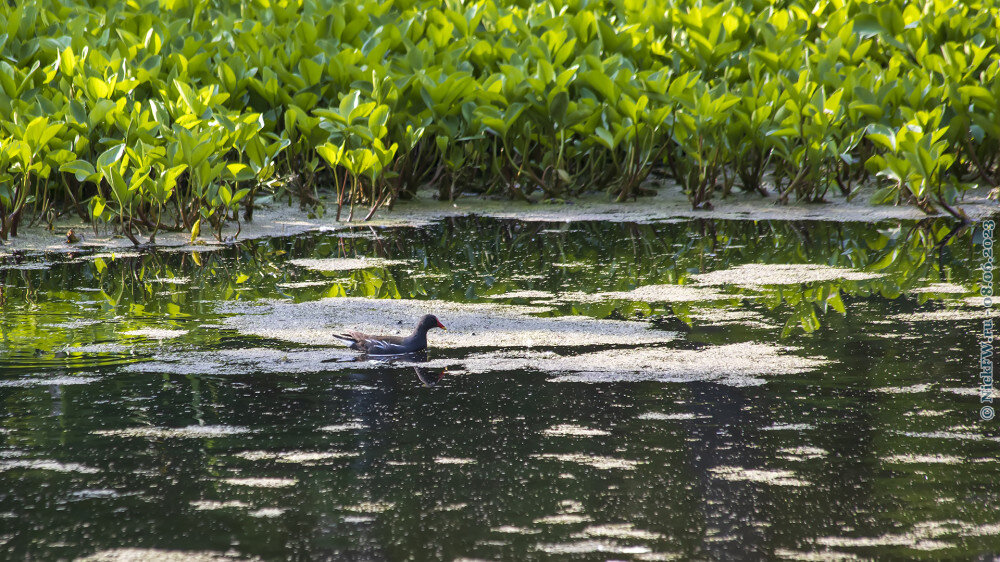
0 0 994 244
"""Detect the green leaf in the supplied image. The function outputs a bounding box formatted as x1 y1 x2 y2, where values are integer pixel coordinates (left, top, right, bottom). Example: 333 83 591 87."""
60 160 97 182
866 124 897 152
582 69 616 100
87 76 109 98
852 14 886 38
595 126 616 150
92 196 106 219
219 184 232 206
549 90 569 126
298 57 323 87
368 104 390 138
231 188 250 205
316 142 345 167
97 144 126 173
108 166 129 204
225 163 255 182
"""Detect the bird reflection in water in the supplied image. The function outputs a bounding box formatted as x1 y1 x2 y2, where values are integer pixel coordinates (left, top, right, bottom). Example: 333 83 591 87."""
413 366 445 387
354 350 446 387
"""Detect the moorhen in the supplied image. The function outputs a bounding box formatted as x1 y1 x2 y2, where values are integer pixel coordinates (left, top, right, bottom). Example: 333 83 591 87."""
333 314 446 355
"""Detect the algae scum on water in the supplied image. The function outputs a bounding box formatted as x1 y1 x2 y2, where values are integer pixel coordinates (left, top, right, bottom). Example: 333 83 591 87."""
1 215 998 560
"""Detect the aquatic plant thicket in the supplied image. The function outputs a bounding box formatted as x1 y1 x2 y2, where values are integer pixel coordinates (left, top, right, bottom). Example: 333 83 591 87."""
0 0 994 242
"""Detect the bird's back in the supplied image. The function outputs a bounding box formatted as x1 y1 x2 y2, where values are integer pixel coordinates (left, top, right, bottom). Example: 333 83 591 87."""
335 331 418 355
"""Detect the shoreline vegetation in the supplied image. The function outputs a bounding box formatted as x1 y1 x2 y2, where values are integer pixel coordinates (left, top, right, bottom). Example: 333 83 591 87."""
1 0 998 245
2 186 995 257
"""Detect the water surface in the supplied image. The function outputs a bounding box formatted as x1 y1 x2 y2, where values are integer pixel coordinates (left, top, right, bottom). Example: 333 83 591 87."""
1 216 997 560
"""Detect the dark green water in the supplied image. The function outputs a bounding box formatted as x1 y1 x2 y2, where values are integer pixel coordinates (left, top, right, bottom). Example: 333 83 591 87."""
1 216 998 560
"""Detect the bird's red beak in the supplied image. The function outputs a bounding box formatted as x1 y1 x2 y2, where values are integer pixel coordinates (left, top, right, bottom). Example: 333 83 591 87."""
437 321 447 330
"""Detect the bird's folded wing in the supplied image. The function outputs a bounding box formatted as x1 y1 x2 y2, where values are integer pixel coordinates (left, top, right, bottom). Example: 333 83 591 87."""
332 332 364 344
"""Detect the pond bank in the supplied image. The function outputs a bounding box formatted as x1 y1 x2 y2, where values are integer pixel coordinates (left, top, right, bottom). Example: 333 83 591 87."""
1 184 996 257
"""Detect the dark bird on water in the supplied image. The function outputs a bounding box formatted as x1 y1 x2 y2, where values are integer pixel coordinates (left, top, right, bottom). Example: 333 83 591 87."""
333 314 446 355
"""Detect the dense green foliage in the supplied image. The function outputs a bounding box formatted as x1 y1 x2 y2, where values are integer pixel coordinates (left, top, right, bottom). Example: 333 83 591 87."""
0 0 995 242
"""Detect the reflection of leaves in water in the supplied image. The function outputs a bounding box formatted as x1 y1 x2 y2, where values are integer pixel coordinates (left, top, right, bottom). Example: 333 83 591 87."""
0 217 978 361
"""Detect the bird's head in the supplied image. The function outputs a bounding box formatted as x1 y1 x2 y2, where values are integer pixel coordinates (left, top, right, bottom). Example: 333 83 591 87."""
418 314 447 332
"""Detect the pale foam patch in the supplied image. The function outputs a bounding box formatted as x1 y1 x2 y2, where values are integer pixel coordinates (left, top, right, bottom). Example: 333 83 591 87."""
778 447 828 461
873 384 933 394
637 412 704 421
86 251 143 260
249 508 286 518
542 424 611 437
559 284 732 303
774 548 862 560
882 454 963 464
762 423 814 431
0 376 100 387
121 329 188 340
815 534 950 551
277 281 330 289
434 457 476 465
51 318 103 329
77 549 245 561
692 263 881 287
339 501 395 513
964 295 994 307
288 257 411 271
149 277 190 285
534 540 651 555
232 450 357 464
635 554 683 561
63 343 132 354
211 299 826 386
123 348 366 376
709 466 810 487
531 453 642 471
479 343 828 387
909 283 968 294
571 523 664 540
906 410 950 417
485 290 555 299
940 387 1000 399
0 460 99 473
389 186 1000 224
218 296 672 349
191 500 249 510
220 478 296 488
431 503 468 512
70 489 119 500
689 308 772 327
93 425 250 439
896 430 1000 441
492 526 541 535
891 309 999 322
533 514 593 525
557 499 585 512
0 261 54 271
319 422 368 432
